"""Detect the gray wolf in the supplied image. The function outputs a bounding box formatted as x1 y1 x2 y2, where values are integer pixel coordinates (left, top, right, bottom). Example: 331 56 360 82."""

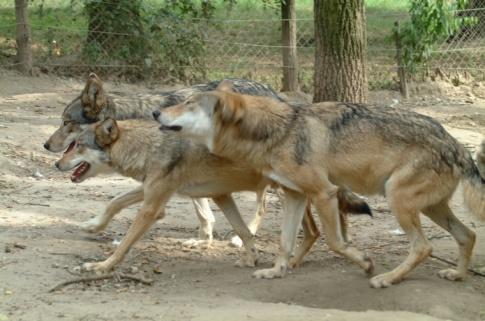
157 89 484 288
55 118 369 273
43 73 282 153
43 73 287 245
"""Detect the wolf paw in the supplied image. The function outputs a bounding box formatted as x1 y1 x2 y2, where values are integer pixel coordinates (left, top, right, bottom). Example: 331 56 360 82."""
234 253 257 268
369 273 395 288
252 265 287 279
82 261 112 274
363 255 375 276
79 217 107 233
230 235 244 248
182 238 212 249
438 268 465 281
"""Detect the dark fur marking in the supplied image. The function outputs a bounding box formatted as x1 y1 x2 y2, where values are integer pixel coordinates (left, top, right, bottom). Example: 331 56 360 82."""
324 102 480 180
159 79 284 110
164 140 190 176
293 110 310 165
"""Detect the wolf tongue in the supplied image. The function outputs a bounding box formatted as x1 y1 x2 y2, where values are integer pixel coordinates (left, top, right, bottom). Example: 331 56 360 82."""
64 142 76 155
71 162 88 182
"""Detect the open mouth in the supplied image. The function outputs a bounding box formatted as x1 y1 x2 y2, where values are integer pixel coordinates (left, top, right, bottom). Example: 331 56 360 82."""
159 125 182 132
64 141 76 155
70 161 90 183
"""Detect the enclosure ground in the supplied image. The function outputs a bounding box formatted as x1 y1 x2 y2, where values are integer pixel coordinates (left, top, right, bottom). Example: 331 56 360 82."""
0 71 485 321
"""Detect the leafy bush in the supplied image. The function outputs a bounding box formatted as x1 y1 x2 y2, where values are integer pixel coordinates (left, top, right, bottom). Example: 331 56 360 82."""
145 2 209 82
83 0 147 66
398 0 477 73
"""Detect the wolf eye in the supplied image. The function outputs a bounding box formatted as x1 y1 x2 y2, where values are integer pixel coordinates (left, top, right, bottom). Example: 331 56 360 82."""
63 121 69 126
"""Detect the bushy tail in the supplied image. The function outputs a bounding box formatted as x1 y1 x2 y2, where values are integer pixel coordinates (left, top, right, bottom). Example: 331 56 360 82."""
476 140 485 179
337 189 373 217
462 145 485 220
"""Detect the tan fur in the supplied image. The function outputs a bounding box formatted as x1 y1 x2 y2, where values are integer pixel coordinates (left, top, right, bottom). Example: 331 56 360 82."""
56 119 368 273
160 90 482 287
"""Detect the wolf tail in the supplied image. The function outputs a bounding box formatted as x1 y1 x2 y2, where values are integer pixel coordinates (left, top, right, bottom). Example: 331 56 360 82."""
476 140 485 179
337 189 372 217
461 144 485 221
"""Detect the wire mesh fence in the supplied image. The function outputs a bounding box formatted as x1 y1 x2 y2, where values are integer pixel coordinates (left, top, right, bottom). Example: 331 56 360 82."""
0 1 484 90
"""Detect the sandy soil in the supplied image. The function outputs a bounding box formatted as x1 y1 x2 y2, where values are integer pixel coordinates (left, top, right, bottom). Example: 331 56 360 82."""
1 70 485 321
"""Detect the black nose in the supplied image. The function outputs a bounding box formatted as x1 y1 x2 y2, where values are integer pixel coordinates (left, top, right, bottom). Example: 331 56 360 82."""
55 161 60 169
44 142 50 150
152 109 161 120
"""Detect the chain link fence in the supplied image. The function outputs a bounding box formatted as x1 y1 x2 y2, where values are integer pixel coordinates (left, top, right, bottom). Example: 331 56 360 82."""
0 1 484 90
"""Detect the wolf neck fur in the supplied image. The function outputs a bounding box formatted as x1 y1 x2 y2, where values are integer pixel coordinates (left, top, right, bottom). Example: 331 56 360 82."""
107 126 154 180
212 96 298 163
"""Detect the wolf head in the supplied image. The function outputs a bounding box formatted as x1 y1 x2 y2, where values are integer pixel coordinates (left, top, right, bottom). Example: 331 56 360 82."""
44 73 114 153
155 90 246 148
55 118 119 183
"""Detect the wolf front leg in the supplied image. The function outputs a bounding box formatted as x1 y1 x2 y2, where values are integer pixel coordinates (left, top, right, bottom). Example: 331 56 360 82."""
83 183 175 273
80 186 144 233
253 189 307 279
212 194 259 267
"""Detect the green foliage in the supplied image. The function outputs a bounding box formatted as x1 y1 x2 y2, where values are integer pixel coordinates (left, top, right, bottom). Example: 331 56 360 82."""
145 3 209 82
82 0 238 81
398 0 477 73
83 0 147 66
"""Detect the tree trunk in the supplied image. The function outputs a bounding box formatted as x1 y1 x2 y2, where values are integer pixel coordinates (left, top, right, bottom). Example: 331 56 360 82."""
313 0 367 103
15 0 33 75
281 0 299 91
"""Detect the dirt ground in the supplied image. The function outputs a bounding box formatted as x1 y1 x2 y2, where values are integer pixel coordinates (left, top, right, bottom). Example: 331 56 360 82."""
1 70 485 321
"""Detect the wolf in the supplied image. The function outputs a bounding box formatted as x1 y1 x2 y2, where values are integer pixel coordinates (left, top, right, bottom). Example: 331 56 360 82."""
55 118 369 273
157 88 484 288
43 73 287 245
43 73 282 153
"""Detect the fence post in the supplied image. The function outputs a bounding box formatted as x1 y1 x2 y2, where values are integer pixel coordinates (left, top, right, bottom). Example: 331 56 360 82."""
281 0 299 91
15 0 33 75
394 21 408 99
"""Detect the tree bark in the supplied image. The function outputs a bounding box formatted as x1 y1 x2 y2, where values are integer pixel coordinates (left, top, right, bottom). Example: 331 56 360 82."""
281 0 299 91
15 0 33 75
313 0 367 103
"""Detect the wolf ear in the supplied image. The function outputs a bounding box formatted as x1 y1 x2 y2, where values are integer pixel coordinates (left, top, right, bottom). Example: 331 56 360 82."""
215 91 246 124
216 79 234 93
81 72 107 121
95 118 119 147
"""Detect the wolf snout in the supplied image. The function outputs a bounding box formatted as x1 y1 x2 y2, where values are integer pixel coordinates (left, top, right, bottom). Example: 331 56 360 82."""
55 161 60 169
44 142 50 150
152 109 161 120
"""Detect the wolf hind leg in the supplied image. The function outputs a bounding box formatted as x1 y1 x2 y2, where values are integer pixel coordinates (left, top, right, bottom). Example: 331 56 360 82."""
312 189 374 276
422 201 476 281
370 187 433 288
